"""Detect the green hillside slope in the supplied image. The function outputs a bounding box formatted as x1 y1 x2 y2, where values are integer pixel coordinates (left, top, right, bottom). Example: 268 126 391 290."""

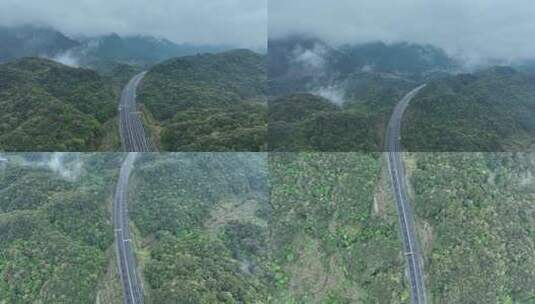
406 153 535 302
269 153 409 303
0 58 118 151
128 153 270 303
402 67 535 151
0 153 124 303
268 72 413 152
138 50 267 151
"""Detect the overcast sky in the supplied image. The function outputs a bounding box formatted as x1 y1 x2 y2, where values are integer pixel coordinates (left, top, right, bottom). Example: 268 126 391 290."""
270 0 535 62
0 0 266 49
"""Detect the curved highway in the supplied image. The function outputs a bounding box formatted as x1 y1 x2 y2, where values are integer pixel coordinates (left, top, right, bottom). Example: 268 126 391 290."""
119 72 155 152
113 152 144 304
385 85 428 304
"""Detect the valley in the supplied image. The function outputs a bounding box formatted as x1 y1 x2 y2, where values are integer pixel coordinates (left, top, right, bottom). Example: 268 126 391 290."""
0 25 267 152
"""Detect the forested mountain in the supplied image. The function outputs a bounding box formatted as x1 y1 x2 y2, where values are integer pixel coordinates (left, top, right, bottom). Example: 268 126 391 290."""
0 58 118 151
268 65 415 151
268 93 378 151
268 34 535 152
402 67 535 151
406 153 535 303
0 25 79 63
0 153 124 303
138 49 267 151
267 34 453 151
336 42 454 75
268 35 453 96
0 24 265 151
0 25 228 67
0 25 251 151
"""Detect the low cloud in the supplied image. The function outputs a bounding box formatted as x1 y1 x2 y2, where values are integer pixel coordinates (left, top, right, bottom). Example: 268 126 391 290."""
292 43 327 70
51 50 80 67
17 152 84 181
270 0 535 62
313 85 346 105
0 0 266 49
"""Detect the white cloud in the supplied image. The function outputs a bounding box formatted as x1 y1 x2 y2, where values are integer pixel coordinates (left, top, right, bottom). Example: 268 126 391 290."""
313 85 345 105
0 0 266 49
269 0 535 61
292 43 327 69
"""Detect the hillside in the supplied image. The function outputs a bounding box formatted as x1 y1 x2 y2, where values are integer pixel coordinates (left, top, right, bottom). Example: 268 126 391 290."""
127 152 411 303
405 153 535 303
268 73 414 151
138 49 267 151
0 58 118 151
267 35 449 152
268 93 377 151
2 152 534 302
128 153 270 303
0 25 79 63
269 153 409 303
402 67 535 151
0 153 124 303
0 25 227 67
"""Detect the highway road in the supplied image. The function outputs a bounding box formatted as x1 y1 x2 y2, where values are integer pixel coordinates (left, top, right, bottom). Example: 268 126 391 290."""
113 152 144 304
119 72 155 152
385 84 428 304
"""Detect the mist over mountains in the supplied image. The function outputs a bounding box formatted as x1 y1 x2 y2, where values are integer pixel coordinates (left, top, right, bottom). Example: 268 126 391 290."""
268 33 535 152
0 24 233 67
0 25 79 63
269 33 535 98
268 34 455 101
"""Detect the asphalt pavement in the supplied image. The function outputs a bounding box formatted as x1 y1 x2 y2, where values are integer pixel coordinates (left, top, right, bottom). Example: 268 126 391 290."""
113 152 144 304
385 85 428 304
119 72 155 152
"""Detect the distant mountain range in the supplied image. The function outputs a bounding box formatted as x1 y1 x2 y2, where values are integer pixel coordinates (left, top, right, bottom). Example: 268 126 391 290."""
0 24 231 66
69 33 230 66
268 35 455 96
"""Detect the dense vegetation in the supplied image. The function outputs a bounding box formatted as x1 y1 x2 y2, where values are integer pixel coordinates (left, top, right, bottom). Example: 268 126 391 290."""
268 94 377 151
0 153 124 303
402 67 535 151
407 153 535 303
269 35 535 152
128 152 412 303
128 153 270 303
268 35 437 152
0 58 118 151
269 153 409 303
139 50 267 151
268 73 414 151
3 152 534 303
